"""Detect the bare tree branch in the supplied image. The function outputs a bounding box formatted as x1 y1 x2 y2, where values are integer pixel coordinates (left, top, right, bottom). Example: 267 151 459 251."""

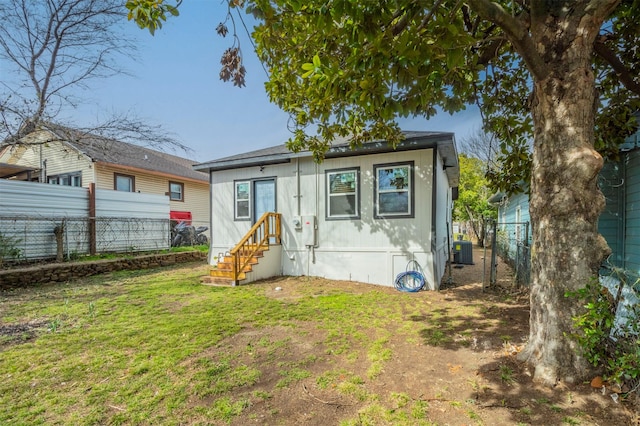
0 0 184 152
458 126 500 168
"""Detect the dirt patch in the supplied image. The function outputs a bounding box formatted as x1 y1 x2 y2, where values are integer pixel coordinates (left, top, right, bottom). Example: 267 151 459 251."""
0 318 50 346
197 247 638 425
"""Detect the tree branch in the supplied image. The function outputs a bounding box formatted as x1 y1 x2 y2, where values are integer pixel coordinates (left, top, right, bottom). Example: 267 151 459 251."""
594 39 640 96
466 0 547 81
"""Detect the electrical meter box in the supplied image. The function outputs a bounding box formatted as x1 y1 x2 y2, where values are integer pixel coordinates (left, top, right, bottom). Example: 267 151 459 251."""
301 215 316 246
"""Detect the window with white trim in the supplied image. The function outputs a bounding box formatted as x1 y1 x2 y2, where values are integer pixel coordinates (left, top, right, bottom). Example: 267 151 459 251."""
326 168 359 219
169 181 184 201
48 171 82 187
235 181 250 220
374 162 414 218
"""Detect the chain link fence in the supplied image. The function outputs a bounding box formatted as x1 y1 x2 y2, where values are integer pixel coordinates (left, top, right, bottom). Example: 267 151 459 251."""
0 216 173 264
483 219 532 287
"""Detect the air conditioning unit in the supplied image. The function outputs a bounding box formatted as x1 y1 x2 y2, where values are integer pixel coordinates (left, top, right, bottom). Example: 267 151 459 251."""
452 240 473 265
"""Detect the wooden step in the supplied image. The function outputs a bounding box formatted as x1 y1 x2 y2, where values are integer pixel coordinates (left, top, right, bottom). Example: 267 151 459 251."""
221 251 264 262
207 268 246 286
201 275 235 287
209 269 246 280
216 259 257 272
208 242 270 286
216 252 263 271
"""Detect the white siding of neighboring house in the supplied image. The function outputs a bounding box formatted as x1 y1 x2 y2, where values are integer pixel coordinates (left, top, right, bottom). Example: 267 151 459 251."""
2 133 210 237
624 149 640 275
0 139 95 186
174 180 210 228
95 163 210 230
209 148 451 289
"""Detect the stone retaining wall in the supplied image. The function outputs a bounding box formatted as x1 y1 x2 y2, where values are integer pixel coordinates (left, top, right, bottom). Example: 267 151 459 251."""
0 251 207 289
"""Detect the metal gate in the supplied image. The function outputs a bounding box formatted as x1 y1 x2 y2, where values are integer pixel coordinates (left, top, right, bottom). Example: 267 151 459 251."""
483 219 531 288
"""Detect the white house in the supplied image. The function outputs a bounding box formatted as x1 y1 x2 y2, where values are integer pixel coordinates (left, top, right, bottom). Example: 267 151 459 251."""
194 131 459 290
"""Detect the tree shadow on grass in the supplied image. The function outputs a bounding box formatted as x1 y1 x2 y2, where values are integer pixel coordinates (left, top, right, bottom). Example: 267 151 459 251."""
408 280 636 425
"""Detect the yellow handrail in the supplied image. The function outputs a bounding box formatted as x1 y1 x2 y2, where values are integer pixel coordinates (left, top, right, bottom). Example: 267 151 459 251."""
229 212 281 283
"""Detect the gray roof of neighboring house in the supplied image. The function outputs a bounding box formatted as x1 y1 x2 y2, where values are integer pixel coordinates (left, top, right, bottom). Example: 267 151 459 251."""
488 192 507 204
43 124 208 182
194 131 459 186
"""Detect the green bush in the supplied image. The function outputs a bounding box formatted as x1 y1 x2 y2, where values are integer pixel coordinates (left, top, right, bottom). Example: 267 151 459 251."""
566 273 640 388
0 232 22 265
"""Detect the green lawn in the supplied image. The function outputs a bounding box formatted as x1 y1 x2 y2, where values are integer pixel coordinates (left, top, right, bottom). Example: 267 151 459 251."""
2 263 618 426
1 263 454 425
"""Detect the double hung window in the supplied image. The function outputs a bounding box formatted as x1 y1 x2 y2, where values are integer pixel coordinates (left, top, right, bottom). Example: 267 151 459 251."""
169 181 184 201
374 162 414 218
114 173 135 192
326 168 360 219
48 171 82 187
235 181 250 220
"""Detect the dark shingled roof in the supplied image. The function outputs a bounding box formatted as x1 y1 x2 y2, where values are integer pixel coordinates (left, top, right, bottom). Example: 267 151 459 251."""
43 124 208 182
194 131 459 186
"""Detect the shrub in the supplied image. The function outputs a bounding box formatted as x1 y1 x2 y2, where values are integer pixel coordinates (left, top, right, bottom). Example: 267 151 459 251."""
566 272 640 389
0 232 22 265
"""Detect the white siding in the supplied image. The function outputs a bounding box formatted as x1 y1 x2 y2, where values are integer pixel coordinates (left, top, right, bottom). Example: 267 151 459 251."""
433 150 454 289
0 139 95 186
244 246 283 282
209 148 454 289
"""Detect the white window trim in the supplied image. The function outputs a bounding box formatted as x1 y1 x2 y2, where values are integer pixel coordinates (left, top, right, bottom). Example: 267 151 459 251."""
169 181 184 201
234 180 251 220
48 171 82 187
114 173 135 192
326 168 360 220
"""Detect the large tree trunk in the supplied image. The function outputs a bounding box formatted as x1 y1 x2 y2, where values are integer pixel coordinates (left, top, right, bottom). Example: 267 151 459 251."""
517 12 611 385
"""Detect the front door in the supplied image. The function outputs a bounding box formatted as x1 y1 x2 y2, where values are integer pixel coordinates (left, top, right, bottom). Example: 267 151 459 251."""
253 179 276 244
253 179 276 223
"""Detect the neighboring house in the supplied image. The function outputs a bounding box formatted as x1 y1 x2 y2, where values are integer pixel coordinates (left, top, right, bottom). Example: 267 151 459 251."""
489 125 640 278
0 123 210 228
487 188 532 285
488 189 532 248
599 128 640 275
194 131 459 290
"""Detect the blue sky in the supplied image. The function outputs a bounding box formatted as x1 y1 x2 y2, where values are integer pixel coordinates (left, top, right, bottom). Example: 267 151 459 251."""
61 2 481 162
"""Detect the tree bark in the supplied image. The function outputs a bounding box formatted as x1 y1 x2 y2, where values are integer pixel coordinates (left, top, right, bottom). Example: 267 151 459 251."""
517 9 611 385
